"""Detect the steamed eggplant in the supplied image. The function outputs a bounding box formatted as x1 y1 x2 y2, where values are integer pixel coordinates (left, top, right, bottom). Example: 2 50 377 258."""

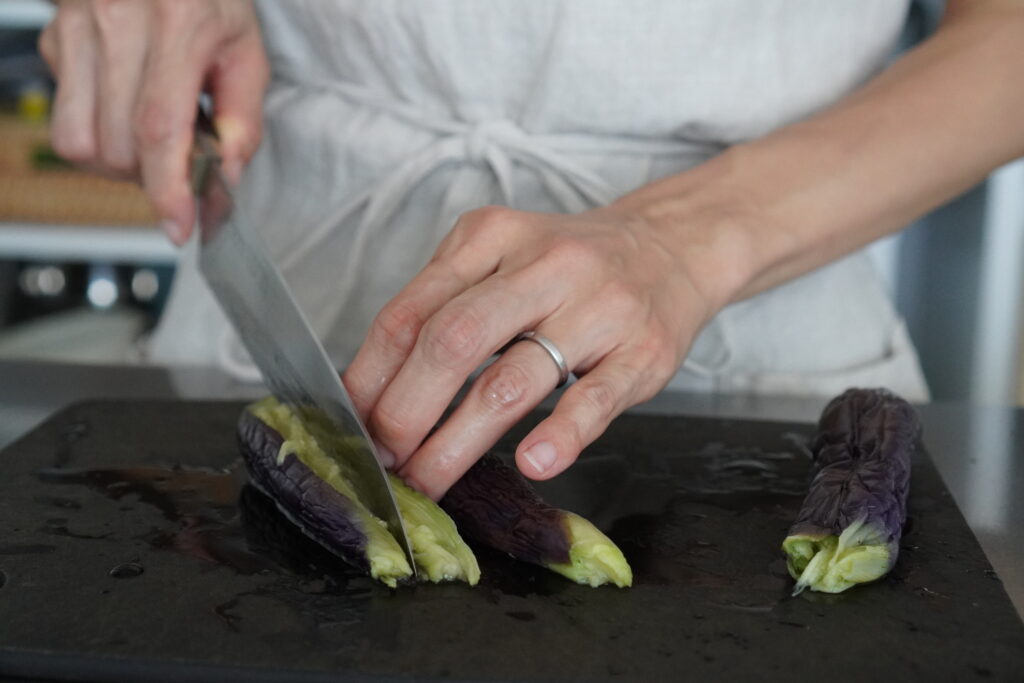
782 388 920 594
442 454 633 588
238 397 479 587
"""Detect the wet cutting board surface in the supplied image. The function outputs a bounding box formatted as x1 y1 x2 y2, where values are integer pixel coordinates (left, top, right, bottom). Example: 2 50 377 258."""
1 400 1022 682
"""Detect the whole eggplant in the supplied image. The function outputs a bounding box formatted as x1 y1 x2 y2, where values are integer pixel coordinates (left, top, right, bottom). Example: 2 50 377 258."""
783 388 921 594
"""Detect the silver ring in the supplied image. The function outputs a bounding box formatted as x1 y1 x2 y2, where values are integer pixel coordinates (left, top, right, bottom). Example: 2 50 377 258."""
514 331 570 388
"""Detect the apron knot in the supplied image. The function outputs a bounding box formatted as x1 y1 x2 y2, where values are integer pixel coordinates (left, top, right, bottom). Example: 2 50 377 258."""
464 119 522 165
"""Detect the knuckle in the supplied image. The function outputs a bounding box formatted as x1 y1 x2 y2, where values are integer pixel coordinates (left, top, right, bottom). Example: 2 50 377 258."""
463 205 515 230
372 301 423 356
599 280 641 312
153 0 199 26
457 205 518 242
638 328 679 374
92 0 135 55
556 417 585 456
133 99 178 148
92 0 131 27
477 363 531 413
54 5 91 43
578 378 619 423
369 406 411 450
445 206 519 271
422 305 487 369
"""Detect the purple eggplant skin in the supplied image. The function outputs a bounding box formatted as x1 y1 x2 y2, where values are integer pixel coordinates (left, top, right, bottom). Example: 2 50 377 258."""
789 388 921 566
236 409 370 573
441 453 572 567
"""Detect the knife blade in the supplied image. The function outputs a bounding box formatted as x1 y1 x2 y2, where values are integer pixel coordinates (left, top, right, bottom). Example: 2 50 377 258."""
189 108 416 577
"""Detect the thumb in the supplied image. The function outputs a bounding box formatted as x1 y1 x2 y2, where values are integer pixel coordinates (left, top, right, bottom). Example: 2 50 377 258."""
209 36 269 184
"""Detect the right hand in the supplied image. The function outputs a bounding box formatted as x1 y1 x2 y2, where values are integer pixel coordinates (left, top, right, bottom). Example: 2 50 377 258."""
38 0 269 245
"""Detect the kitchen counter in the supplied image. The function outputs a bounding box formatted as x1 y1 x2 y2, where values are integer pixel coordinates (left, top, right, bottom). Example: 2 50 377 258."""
1 358 1021 618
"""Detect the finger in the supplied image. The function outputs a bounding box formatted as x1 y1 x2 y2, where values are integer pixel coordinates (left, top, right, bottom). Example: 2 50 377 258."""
343 207 524 419
48 5 100 167
397 338 565 500
368 268 565 465
209 34 270 183
134 21 208 245
515 351 655 480
344 261 484 420
93 0 147 178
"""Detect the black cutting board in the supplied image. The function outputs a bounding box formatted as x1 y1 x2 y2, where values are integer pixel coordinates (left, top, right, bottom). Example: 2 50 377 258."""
1 400 1022 682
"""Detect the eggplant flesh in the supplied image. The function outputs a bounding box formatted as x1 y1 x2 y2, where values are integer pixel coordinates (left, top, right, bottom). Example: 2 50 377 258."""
442 453 632 588
783 388 920 594
239 397 479 586
388 473 480 585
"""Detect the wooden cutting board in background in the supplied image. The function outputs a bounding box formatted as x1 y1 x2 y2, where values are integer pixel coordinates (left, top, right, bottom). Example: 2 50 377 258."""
0 400 1021 682
0 116 155 226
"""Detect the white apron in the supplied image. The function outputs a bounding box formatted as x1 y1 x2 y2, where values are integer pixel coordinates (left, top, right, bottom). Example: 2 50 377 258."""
148 0 930 402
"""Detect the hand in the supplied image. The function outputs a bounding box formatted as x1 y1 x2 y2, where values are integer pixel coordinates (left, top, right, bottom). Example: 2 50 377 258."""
343 204 735 500
38 0 269 244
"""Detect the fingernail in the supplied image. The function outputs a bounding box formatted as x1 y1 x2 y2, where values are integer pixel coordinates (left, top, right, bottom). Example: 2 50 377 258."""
373 440 396 469
523 441 557 474
160 218 184 244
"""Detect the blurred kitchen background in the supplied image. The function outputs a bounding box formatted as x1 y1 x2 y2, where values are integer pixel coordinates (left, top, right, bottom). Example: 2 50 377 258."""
1 0 1022 405
0 1 174 365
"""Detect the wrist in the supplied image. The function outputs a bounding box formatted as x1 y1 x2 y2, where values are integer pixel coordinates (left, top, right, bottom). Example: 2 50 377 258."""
611 146 772 315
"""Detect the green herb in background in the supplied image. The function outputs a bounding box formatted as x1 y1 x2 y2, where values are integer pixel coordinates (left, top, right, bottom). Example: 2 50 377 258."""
31 144 72 171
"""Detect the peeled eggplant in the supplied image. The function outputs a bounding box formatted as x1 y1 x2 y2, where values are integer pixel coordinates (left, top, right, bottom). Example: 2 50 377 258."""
442 454 633 588
238 397 479 587
782 388 920 594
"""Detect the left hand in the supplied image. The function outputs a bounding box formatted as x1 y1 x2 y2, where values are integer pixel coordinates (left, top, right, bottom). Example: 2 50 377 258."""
343 204 728 500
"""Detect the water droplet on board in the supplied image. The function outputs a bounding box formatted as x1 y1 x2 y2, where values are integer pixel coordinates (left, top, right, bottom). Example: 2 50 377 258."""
108 561 144 579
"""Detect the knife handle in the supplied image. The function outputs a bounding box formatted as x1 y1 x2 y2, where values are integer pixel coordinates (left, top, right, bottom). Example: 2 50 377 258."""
190 104 221 195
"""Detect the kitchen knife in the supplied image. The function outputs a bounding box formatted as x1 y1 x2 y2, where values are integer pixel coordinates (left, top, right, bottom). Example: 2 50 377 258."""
189 108 416 576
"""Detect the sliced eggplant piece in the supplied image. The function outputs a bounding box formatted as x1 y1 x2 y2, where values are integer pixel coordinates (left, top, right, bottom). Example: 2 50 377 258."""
239 397 479 587
783 388 920 594
238 400 411 587
442 453 633 588
389 473 480 585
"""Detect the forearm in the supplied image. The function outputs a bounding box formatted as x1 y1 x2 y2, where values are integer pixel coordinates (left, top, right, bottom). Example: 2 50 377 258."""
616 0 1024 309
